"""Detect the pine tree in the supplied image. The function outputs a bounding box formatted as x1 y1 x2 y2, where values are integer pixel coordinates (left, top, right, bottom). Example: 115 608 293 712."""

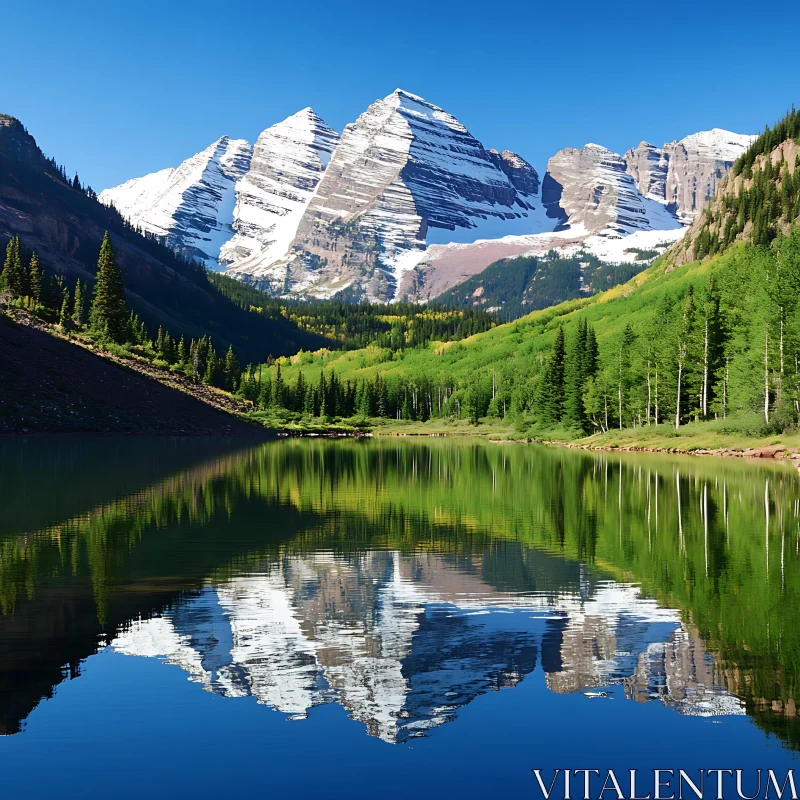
564 319 592 432
59 286 72 330
617 324 637 428
28 252 42 304
89 232 128 342
204 349 217 386
224 345 241 391
71 279 85 325
536 326 566 424
177 336 187 366
1 237 24 297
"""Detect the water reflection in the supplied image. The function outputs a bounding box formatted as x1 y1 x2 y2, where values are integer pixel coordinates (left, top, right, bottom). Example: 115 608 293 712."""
0 438 797 749
113 550 741 743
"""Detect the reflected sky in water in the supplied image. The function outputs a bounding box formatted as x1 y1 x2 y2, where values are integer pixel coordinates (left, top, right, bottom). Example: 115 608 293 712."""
0 437 798 797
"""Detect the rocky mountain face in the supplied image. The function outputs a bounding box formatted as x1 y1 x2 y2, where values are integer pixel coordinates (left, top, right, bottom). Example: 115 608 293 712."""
220 109 339 282
665 137 800 268
542 143 682 236
97 92 753 303
99 136 252 268
261 90 549 301
625 129 754 222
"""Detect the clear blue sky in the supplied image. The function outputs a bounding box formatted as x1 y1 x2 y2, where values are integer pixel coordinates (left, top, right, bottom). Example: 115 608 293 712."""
3 0 798 191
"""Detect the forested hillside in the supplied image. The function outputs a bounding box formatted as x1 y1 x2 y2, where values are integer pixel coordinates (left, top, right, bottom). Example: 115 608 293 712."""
670 108 800 265
241 112 800 440
208 272 496 350
435 251 645 322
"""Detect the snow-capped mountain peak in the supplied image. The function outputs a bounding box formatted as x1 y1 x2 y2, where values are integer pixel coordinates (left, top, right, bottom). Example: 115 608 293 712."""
99 135 252 267
218 108 339 275
679 128 755 162
625 128 755 223
242 88 551 300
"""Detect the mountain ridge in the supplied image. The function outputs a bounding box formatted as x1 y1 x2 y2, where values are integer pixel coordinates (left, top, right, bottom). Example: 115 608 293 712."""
95 91 754 303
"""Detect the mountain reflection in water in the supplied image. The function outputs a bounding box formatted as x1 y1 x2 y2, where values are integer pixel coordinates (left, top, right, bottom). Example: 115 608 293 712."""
113 552 739 743
0 437 796 752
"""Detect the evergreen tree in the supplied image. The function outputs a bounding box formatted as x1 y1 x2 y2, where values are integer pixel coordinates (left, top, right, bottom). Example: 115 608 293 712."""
1 237 24 297
177 336 187 366
204 349 218 386
71 279 86 326
536 326 566 424
89 232 128 342
564 319 596 432
617 324 637 428
28 252 42 304
59 286 72 330
224 345 241 391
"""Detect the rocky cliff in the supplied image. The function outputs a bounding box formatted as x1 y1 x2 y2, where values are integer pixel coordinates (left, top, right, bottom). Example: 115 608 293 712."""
625 129 754 222
542 143 682 236
665 138 800 267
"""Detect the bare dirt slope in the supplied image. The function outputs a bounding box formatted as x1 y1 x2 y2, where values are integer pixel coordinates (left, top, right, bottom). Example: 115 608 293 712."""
0 316 261 435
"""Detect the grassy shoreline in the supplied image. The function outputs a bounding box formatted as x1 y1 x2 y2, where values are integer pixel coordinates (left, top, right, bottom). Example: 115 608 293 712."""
341 416 800 461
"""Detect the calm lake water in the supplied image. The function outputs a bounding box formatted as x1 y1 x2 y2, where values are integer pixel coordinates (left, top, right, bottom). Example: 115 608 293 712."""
1 437 799 798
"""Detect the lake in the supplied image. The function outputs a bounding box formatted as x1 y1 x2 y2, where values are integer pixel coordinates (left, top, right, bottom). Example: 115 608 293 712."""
1 437 799 798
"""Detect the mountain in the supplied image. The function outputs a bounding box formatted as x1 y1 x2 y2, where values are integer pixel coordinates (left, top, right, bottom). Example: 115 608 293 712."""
97 91 753 304
220 108 339 280
0 114 322 361
99 136 252 268
625 129 755 223
247 89 550 301
542 143 683 235
398 134 751 304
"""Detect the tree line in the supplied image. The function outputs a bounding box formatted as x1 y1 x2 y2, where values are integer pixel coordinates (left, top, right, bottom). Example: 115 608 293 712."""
207 271 496 352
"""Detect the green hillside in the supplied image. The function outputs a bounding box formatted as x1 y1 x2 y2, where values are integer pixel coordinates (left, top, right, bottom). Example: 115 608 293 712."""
243 109 800 442
435 250 652 322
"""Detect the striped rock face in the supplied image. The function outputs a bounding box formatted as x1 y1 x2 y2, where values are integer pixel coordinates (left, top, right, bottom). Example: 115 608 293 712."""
625 129 755 223
249 90 548 302
542 143 683 237
99 136 252 269
220 109 339 281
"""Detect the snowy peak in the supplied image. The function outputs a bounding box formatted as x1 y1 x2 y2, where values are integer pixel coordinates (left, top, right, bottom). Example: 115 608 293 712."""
219 108 339 274
542 143 682 236
99 136 252 267
245 89 551 300
678 128 755 162
625 128 754 222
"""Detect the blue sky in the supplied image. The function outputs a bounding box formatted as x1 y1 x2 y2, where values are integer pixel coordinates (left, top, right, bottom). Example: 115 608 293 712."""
3 0 798 190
